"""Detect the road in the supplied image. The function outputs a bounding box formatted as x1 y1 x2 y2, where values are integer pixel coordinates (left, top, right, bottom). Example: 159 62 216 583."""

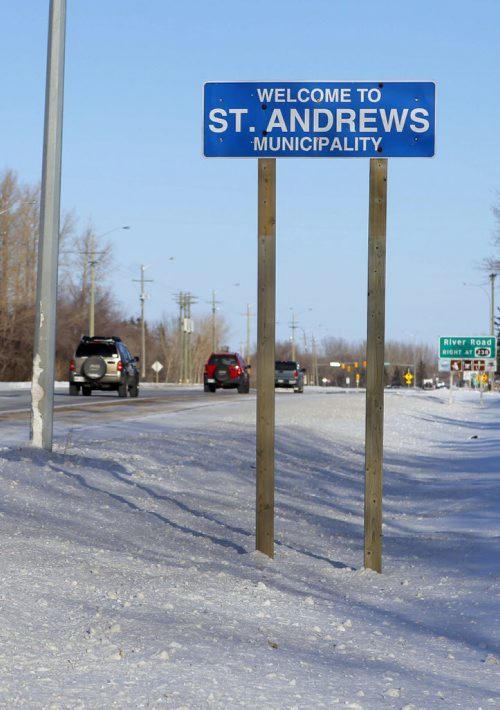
0 384 252 443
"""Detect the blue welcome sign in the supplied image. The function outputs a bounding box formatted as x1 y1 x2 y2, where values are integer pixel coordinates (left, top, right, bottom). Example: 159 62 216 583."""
203 81 435 158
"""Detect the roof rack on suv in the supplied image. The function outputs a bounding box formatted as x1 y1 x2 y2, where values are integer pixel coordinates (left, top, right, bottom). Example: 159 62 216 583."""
81 335 122 343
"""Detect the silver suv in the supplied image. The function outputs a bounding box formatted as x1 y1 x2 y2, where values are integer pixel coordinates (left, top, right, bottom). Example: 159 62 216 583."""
69 336 140 397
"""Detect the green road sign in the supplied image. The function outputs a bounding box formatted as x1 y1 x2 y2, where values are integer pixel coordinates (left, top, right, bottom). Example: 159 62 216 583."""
439 336 497 360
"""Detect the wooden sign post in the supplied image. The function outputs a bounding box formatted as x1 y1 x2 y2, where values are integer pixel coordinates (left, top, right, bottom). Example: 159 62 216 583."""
203 82 435 568
256 158 276 558
364 158 388 573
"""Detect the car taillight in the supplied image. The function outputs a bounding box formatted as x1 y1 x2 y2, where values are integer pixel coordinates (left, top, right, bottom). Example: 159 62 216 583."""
294 370 298 377
117 361 124 372
69 359 75 372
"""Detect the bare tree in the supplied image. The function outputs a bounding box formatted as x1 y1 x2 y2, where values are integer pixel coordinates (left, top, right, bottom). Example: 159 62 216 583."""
0 172 41 379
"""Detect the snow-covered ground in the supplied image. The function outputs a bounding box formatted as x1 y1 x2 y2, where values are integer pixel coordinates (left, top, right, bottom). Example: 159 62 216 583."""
0 385 499 708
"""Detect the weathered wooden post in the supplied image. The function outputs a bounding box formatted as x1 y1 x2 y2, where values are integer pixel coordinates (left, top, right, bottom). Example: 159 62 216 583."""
364 157 388 573
256 158 276 558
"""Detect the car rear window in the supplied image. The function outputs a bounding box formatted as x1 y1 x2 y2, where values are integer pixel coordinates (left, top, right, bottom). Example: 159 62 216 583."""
275 361 298 371
209 355 237 366
76 343 118 357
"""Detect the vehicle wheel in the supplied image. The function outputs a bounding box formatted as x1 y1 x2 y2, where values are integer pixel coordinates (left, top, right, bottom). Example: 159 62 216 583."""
238 379 250 394
129 381 139 398
69 383 79 396
118 380 128 398
82 386 92 396
209 384 216 392
82 355 106 380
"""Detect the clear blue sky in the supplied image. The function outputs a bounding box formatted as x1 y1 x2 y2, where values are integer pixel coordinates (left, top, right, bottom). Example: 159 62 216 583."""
2 1 500 353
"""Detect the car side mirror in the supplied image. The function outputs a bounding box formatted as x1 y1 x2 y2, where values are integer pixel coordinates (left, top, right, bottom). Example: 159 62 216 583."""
134 356 140 362
301 368 306 373
246 364 251 369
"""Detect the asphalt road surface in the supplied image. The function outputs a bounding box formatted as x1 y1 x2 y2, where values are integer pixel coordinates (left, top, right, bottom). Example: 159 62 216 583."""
0 384 253 443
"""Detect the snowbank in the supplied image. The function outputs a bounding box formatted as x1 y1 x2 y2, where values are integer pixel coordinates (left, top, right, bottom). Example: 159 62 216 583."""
0 387 499 707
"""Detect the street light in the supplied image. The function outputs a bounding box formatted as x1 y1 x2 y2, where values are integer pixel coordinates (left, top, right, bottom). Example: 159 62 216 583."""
88 225 130 336
463 277 497 388
463 278 497 336
489 273 497 336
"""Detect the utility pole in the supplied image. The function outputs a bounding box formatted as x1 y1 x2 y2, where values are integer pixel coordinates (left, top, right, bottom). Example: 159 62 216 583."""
209 290 222 352
185 294 192 382
175 291 196 383
312 334 318 386
88 233 97 336
175 292 185 383
87 226 129 336
133 265 153 379
186 293 197 382
246 304 252 364
289 310 298 360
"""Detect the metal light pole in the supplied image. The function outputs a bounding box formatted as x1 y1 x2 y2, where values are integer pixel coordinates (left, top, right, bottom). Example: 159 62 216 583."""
464 278 497 337
88 225 129 336
30 0 66 451
489 272 497 336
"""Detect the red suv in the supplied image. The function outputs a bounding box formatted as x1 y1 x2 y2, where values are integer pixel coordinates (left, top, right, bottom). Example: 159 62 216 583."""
204 352 251 393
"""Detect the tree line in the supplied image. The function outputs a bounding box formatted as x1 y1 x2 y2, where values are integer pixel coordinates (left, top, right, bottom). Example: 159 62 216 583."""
0 169 230 382
2 169 498 384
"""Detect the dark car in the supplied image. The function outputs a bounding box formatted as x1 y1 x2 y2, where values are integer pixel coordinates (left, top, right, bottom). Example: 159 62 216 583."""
275 360 305 393
69 336 140 397
204 352 250 393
